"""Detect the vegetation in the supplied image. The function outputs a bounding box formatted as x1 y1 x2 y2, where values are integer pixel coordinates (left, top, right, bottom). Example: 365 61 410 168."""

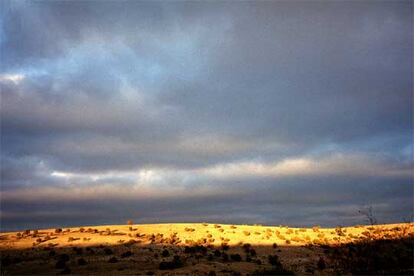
1 223 412 275
358 205 378 225
329 236 413 274
159 255 183 270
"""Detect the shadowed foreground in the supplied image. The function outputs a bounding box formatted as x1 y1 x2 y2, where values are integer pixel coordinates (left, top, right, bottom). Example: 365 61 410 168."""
1 223 413 275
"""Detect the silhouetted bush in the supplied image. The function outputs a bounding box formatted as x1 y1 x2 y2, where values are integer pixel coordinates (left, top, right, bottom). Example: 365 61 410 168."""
73 247 83 255
108 257 118 263
121 251 133 258
317 257 326 270
268 255 280 266
58 254 70 262
184 245 207 255
252 267 294 275
242 243 251 252
256 254 293 275
329 236 414 274
77 258 87 265
214 249 221 257
221 243 229 251
86 247 95 254
159 255 183 270
55 259 66 269
230 254 242 262
161 249 170 257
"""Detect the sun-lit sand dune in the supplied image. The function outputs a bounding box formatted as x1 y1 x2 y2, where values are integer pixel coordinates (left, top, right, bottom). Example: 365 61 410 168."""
1 222 413 275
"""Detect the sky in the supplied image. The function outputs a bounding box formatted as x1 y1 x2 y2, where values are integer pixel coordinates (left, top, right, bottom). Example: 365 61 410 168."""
0 0 413 231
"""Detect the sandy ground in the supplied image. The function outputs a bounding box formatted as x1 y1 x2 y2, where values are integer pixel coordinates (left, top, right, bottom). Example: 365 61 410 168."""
1 222 413 275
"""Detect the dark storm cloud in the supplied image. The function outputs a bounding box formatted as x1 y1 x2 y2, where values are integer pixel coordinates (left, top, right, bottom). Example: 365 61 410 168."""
0 0 412 230
1 175 412 231
160 1 412 143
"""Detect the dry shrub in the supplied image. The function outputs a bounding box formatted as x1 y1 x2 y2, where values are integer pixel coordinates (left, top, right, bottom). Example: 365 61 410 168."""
335 227 346 237
312 226 320 232
312 238 324 245
277 234 286 240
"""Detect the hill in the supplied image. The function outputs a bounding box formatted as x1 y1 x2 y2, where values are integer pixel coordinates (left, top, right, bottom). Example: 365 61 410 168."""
1 223 413 275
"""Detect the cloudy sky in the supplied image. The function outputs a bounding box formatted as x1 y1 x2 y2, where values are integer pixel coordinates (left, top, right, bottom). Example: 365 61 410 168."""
1 0 412 231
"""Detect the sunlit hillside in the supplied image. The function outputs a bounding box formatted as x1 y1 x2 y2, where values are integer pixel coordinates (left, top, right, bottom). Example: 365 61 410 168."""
1 222 413 275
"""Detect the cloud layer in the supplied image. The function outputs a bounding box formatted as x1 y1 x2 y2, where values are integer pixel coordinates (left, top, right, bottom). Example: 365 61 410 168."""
1 0 412 230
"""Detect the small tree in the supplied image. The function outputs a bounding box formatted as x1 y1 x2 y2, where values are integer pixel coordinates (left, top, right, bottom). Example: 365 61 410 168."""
358 205 377 225
127 220 134 226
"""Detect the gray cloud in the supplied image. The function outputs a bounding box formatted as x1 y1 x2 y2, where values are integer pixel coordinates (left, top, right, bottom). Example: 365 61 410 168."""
1 175 412 231
0 0 412 230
